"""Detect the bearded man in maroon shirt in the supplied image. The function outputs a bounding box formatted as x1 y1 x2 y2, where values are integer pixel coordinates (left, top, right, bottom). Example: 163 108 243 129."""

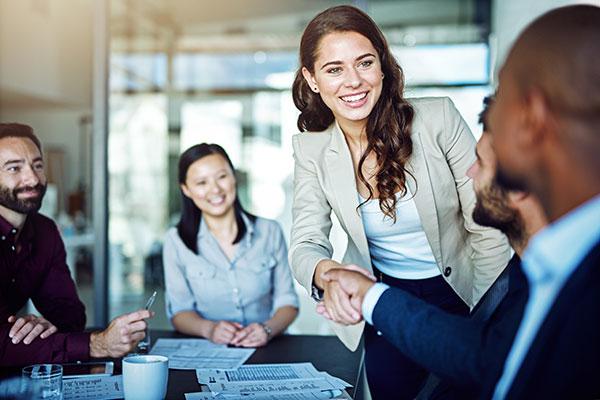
0 123 153 366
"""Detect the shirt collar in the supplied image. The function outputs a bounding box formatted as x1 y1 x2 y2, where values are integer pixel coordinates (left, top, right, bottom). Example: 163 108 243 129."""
0 213 35 244
0 213 17 239
198 212 255 245
242 213 255 243
522 194 600 283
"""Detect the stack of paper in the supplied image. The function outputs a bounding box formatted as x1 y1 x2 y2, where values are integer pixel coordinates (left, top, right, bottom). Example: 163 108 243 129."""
187 363 351 399
184 392 350 400
63 375 123 400
150 338 255 370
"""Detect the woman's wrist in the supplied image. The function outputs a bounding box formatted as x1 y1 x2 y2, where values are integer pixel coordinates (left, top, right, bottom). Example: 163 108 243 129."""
199 319 216 339
260 322 273 340
314 259 339 289
264 306 298 339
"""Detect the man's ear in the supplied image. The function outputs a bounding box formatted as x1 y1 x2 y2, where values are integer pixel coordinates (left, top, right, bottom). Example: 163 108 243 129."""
302 67 318 91
507 190 528 208
523 88 551 147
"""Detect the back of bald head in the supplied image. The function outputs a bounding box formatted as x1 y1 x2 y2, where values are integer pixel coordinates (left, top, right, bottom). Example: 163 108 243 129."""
507 5 600 135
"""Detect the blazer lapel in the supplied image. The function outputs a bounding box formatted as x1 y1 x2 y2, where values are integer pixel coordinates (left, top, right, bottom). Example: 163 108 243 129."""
405 128 443 265
324 123 370 262
322 124 442 267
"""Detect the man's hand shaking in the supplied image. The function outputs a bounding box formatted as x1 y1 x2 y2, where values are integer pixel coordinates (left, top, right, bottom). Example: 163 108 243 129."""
317 268 377 325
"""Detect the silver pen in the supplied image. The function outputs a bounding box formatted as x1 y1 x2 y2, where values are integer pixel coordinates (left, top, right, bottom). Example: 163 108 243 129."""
144 290 158 311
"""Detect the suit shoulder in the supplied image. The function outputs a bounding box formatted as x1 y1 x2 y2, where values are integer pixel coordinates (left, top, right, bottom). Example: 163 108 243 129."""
292 127 333 160
407 96 464 136
575 239 600 282
407 96 454 116
293 130 332 147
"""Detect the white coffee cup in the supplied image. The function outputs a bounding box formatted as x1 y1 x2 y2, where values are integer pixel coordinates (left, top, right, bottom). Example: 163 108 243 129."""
122 355 168 400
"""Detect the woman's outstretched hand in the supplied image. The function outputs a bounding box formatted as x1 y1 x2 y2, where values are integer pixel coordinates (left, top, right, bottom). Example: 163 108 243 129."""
314 261 375 325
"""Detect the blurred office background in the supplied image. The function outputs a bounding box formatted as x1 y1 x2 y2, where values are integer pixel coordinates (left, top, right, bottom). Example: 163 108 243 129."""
0 0 593 332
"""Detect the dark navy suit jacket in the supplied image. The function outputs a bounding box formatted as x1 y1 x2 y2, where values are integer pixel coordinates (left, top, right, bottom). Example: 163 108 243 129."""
487 241 600 399
371 254 527 398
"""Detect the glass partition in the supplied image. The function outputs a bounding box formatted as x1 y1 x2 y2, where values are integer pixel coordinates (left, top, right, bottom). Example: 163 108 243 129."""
108 93 169 324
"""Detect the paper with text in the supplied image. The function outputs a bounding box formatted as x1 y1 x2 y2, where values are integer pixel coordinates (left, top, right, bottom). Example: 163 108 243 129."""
63 375 123 400
197 363 322 383
184 389 351 399
196 363 350 396
150 338 255 370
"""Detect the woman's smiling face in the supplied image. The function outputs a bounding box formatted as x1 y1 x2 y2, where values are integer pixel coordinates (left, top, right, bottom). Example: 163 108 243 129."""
181 153 237 219
302 30 383 131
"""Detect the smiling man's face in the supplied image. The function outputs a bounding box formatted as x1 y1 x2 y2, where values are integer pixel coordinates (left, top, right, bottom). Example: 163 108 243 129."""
0 136 47 215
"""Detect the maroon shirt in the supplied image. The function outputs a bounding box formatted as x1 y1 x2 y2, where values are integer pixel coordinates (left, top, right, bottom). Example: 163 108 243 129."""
0 213 90 366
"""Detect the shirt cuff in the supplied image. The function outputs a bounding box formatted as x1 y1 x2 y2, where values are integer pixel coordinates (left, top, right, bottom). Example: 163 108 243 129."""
67 332 92 362
362 283 389 325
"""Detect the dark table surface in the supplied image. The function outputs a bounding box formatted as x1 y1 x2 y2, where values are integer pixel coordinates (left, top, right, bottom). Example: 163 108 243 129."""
147 330 363 399
0 330 363 399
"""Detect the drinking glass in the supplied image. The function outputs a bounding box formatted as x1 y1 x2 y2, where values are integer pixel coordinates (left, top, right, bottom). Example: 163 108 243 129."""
0 376 40 399
21 364 63 400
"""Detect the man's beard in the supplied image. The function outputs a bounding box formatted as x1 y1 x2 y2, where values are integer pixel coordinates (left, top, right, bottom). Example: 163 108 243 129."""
496 164 528 192
0 183 47 214
473 178 524 244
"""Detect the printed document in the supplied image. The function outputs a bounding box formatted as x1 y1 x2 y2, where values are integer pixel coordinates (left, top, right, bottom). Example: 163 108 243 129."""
184 389 352 399
150 338 255 370
63 375 123 400
196 363 350 397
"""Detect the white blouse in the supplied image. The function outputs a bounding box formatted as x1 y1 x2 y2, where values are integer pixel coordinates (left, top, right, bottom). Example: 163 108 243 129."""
359 189 441 280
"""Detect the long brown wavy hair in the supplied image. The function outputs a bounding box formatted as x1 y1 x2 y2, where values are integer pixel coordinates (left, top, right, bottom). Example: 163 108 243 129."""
292 5 415 221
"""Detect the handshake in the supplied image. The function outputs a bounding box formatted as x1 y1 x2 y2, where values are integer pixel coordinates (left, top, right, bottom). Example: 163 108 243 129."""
315 262 378 326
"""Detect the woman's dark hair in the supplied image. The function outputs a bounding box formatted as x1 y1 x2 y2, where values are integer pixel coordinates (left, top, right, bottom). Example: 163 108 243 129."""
176 143 255 254
292 5 415 220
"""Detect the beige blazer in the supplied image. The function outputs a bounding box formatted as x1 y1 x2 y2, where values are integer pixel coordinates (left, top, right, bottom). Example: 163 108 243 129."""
289 97 511 351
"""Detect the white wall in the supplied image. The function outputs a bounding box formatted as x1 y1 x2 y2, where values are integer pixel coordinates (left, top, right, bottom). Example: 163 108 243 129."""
0 0 94 214
0 107 91 211
492 0 600 77
0 0 93 106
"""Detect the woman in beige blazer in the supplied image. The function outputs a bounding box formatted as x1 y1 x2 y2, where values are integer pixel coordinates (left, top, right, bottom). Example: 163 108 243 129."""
289 5 511 399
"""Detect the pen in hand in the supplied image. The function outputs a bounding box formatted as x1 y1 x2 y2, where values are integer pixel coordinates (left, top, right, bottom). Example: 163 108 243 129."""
144 290 158 311
136 290 157 353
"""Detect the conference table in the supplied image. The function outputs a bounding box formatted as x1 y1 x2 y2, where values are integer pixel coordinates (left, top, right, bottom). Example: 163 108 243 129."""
117 330 364 399
114 330 362 399
0 330 363 399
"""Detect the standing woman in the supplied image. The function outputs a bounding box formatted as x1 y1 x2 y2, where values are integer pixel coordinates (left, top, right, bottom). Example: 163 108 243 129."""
289 5 510 398
163 143 298 347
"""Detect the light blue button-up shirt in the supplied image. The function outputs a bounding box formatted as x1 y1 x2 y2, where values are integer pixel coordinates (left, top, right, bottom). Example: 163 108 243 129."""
493 194 600 399
162 215 299 326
